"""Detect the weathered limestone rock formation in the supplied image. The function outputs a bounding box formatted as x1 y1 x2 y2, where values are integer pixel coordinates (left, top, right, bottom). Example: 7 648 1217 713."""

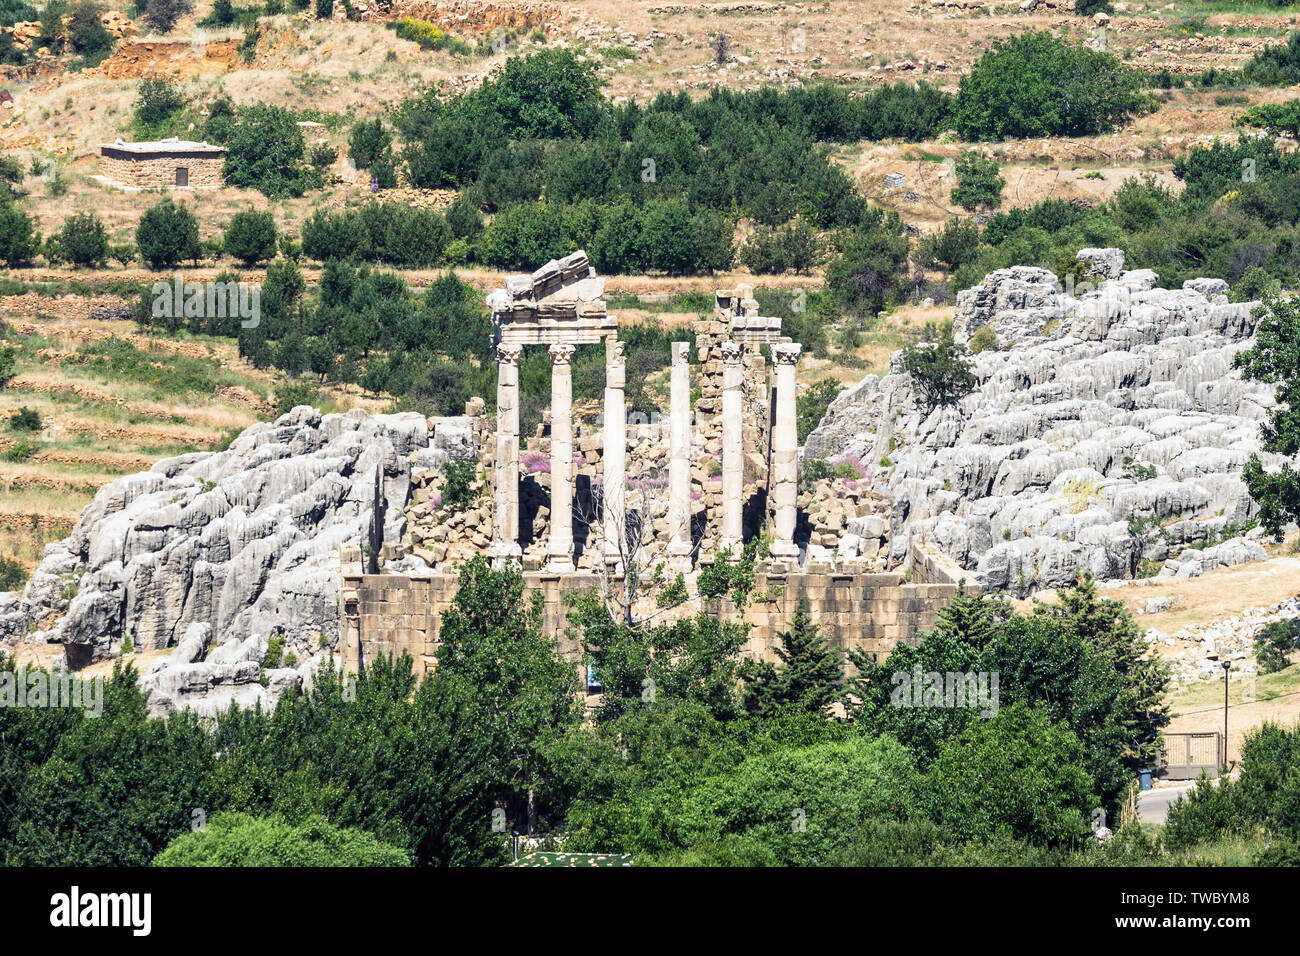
2 407 428 669
806 250 1282 594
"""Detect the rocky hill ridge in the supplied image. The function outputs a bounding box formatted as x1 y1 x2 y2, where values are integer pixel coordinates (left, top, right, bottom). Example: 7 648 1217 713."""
806 249 1280 594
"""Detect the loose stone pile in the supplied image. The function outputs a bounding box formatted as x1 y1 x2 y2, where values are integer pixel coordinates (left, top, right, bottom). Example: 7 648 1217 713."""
1147 598 1300 683
798 474 891 566
806 248 1283 595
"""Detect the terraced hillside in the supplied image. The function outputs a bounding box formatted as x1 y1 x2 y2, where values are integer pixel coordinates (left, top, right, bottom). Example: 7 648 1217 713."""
0 290 377 573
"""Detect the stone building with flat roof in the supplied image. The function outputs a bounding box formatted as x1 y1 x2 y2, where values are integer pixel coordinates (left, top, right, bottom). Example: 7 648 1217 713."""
99 137 225 190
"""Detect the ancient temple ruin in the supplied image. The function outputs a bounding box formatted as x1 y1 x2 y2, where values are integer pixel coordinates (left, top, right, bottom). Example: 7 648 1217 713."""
337 252 971 676
481 251 803 572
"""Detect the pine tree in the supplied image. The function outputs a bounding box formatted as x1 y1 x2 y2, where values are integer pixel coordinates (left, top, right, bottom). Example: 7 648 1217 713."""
1033 573 1169 768
741 599 843 717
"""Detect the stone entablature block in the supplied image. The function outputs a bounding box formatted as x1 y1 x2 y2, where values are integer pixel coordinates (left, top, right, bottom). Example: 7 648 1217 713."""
488 250 616 347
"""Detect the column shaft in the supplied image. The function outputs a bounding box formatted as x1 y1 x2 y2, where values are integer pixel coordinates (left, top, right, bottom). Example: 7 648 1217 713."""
770 343 801 560
602 339 626 567
668 341 692 571
491 344 522 565
720 341 744 559
547 343 576 572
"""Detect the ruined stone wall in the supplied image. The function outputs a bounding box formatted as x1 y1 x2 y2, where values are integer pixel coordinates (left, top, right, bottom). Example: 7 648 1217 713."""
99 153 224 189
339 542 971 676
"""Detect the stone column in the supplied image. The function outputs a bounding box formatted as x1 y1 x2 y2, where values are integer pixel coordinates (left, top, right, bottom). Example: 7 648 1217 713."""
719 341 744 559
770 343 801 561
602 339 627 568
667 341 692 572
547 342 576 572
490 343 523 566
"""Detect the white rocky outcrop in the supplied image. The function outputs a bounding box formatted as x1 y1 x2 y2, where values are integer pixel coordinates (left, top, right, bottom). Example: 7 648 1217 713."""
806 249 1287 594
1 406 437 689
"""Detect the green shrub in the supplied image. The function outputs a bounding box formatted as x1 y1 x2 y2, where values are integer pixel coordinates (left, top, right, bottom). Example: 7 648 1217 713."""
1255 619 1300 674
954 32 1149 140
900 325 976 410
0 345 15 388
1254 837 1300 866
8 406 41 431
1 439 35 462
308 141 337 170
300 202 450 266
134 77 185 133
824 209 909 318
924 702 1096 847
348 118 392 170
0 198 37 266
441 458 476 510
950 152 1005 211
919 217 983 271
202 0 235 26
0 30 26 65
136 198 200 268
1230 266 1282 303
1238 100 1300 142
0 555 26 591
203 94 236 144
142 0 191 33
968 324 999 353
263 634 284 668
154 811 411 866
738 219 823 274
800 457 831 489
275 379 319 416
581 737 920 866
223 104 321 198
0 0 37 26
53 212 107 266
797 378 841 446
223 209 278 265
1120 455 1156 482
65 1 114 63
1164 773 1240 850
1238 32 1300 88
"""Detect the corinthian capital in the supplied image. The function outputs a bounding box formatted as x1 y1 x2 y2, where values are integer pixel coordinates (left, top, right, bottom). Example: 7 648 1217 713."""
772 343 802 366
549 342 576 365
496 343 523 366
720 341 743 365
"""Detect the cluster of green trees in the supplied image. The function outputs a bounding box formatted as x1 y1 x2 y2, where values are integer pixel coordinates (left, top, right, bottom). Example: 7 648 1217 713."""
365 49 940 277
0 195 280 270
952 32 1151 141
918 132 1300 297
13 560 1289 867
231 264 499 417
227 263 693 420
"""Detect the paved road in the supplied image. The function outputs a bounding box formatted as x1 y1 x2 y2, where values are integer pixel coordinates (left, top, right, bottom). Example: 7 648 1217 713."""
1137 782 1213 824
